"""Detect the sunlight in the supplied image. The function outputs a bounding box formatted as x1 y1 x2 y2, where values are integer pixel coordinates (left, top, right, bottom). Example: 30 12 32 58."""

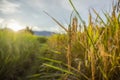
7 20 24 32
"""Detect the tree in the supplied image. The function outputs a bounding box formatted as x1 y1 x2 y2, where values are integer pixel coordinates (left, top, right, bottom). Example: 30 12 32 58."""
25 26 33 34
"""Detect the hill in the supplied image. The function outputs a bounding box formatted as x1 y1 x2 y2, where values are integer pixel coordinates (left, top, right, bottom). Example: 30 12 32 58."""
33 31 55 36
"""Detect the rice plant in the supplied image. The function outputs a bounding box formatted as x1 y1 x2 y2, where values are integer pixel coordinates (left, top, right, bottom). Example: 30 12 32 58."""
41 0 120 80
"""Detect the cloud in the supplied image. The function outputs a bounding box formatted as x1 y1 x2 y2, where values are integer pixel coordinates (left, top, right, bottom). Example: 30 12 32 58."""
32 26 42 31
0 18 4 23
0 0 20 14
0 0 113 32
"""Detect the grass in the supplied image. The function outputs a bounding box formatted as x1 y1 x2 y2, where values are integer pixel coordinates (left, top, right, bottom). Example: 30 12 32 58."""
0 29 41 80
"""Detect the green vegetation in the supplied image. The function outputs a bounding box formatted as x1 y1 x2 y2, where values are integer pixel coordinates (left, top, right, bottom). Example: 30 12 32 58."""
0 0 120 80
0 30 39 80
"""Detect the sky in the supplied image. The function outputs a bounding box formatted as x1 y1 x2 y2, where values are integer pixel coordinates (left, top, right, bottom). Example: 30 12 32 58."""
0 0 113 32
